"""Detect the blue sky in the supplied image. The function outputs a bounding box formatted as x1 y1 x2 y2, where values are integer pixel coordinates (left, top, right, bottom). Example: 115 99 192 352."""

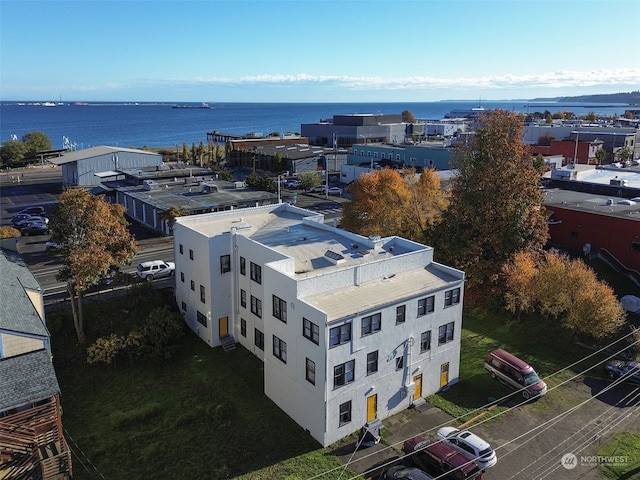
1 0 639 102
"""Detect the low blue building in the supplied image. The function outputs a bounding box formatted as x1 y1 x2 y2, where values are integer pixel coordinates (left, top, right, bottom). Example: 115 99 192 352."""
347 143 453 170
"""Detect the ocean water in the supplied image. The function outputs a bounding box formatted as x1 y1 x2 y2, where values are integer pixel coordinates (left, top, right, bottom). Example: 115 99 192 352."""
0 101 632 150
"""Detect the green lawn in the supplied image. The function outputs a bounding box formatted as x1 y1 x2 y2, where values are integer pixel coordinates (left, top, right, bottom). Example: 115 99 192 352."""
597 432 640 479
49 265 637 479
50 287 352 480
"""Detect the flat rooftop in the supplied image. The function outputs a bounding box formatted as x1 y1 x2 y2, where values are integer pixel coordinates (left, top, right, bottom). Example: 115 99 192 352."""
543 187 640 220
177 204 426 277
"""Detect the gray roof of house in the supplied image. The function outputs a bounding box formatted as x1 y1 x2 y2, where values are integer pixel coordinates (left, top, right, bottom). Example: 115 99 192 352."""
0 249 49 337
0 349 60 411
48 145 161 166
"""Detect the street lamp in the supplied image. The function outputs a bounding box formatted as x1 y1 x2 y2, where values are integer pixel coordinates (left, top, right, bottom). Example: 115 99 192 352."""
176 144 179 162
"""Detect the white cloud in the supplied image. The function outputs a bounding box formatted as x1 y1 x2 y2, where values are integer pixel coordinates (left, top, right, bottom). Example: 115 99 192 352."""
140 68 640 92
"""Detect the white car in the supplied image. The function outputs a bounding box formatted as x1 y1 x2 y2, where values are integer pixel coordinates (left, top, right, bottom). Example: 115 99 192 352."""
436 427 497 470
136 260 175 281
327 186 343 196
308 185 326 193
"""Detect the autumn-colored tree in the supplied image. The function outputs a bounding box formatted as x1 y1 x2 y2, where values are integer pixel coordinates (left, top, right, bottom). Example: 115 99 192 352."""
404 168 448 243
538 133 555 146
298 172 322 191
49 190 138 344
584 112 598 122
432 110 549 289
502 250 625 341
0 226 21 238
401 110 416 123
341 169 411 238
341 168 447 243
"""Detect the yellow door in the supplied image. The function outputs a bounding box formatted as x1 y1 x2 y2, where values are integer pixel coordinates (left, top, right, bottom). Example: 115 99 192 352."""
219 317 228 337
366 394 377 422
413 374 423 401
440 363 449 388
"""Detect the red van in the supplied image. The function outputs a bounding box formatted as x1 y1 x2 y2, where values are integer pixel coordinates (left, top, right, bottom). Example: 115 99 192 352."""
403 435 483 480
484 349 547 399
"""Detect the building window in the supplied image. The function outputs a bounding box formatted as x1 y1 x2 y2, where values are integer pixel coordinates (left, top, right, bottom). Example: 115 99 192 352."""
438 322 455 345
273 335 287 363
180 272 184 283
361 312 381 336
396 305 406 324
418 296 435 316
367 151 371 157
329 323 351 348
366 351 378 375
196 311 207 327
250 262 262 284
303 318 319 345
181 301 187 311
410 157 417 164
334 360 355 388
255 329 264 350
220 254 231 274
179 244 183 254
339 400 352 426
189 249 194 260
396 154 401 161
251 296 262 318
395 356 404 370
420 331 431 353
272 295 287 323
240 256 246 275
240 289 246 308
306 358 316 385
444 288 460 307
190 280 195 291
200 285 205 303
381 153 386 160
374 152 378 158
241 318 246 337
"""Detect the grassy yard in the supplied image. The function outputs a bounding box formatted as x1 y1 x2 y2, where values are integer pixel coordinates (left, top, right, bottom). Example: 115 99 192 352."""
49 265 637 479
597 432 640 478
50 286 352 480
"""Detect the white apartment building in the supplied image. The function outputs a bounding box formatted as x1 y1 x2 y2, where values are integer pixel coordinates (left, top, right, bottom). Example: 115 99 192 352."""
173 203 465 447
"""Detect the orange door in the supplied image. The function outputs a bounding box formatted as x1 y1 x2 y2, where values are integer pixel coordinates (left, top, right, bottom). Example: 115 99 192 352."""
366 394 377 422
219 317 228 337
440 363 449 388
413 374 423 401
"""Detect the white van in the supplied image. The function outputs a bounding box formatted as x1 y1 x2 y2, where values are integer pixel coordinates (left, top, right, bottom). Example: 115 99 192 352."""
136 260 175 281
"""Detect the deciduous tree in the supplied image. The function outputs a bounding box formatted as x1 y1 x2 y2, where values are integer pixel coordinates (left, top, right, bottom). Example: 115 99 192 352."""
22 131 52 156
502 250 625 341
433 110 549 289
159 206 188 232
49 190 137 344
401 110 416 123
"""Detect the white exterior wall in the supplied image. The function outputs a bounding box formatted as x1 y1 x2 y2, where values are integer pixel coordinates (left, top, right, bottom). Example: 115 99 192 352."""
173 205 464 447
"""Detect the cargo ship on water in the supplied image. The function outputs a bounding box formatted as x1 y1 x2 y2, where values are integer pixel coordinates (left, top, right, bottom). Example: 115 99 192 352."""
172 102 211 109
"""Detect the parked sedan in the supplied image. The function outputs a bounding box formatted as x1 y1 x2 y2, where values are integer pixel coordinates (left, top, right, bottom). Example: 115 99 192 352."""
14 215 49 227
327 186 343 196
604 359 640 385
21 224 50 236
308 185 327 193
436 427 497 470
11 213 33 225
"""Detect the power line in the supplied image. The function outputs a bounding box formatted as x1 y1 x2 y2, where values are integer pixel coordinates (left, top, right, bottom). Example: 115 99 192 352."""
64 427 107 479
308 331 639 480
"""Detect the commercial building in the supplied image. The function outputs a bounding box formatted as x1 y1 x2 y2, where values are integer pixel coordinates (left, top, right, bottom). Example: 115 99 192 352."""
48 145 163 187
0 246 72 479
173 204 464 446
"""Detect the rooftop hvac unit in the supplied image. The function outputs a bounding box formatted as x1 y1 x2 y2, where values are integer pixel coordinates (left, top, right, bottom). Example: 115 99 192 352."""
143 180 159 190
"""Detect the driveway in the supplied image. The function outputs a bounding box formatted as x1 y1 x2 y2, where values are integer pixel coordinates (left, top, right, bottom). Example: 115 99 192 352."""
336 377 640 479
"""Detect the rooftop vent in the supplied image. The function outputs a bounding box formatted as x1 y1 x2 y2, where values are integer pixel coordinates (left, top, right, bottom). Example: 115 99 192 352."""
325 250 346 265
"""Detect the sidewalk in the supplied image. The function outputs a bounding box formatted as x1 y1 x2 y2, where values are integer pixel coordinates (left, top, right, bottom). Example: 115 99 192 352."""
334 402 456 479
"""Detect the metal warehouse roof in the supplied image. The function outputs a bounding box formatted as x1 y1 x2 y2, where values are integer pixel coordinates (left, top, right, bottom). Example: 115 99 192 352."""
48 145 161 166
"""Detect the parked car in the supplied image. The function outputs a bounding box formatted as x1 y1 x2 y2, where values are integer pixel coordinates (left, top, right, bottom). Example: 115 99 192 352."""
45 240 70 250
15 215 49 227
308 185 326 193
17 206 46 216
136 260 175 281
385 465 434 480
436 427 497 470
484 348 547 399
11 213 34 224
327 186 343 196
604 359 640 386
287 179 302 189
402 435 483 480
21 224 50 236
